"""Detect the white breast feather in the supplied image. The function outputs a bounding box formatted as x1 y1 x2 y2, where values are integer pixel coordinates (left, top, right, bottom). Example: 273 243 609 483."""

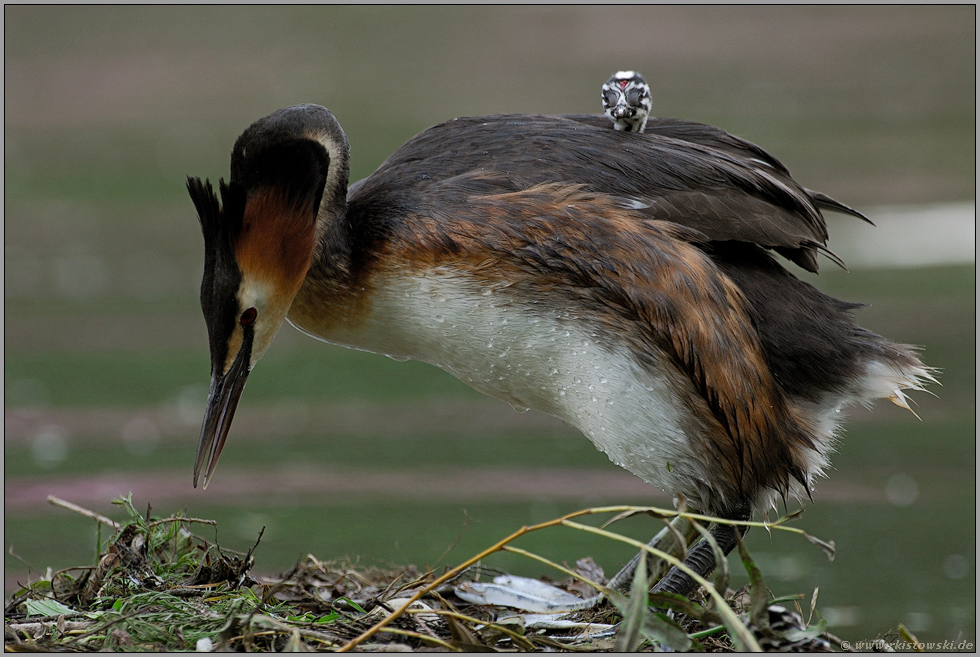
295 269 712 498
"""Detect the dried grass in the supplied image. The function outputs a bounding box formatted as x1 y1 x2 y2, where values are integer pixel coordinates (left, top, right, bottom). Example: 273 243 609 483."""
5 494 886 652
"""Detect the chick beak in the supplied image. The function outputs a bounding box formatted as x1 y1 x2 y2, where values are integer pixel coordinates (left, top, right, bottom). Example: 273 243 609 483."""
613 104 635 119
194 326 254 489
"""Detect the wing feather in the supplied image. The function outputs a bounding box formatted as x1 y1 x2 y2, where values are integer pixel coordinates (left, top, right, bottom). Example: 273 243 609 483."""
354 114 848 272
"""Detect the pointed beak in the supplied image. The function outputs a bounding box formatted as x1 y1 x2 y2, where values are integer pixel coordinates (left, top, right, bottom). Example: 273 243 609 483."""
194 326 254 489
613 103 635 119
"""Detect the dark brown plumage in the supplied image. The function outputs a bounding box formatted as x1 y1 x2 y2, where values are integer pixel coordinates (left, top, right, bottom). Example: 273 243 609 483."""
563 112 874 266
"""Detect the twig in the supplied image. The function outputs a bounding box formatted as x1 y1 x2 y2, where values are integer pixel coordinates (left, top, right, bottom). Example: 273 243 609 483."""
5 619 95 635
6 547 41 577
4 585 35 614
530 634 613 652
244 527 264 565
258 563 300 607
377 625 461 651
406 607 537 651
146 515 218 529
379 599 449 648
432 514 473 565
47 495 120 530
375 571 408 602
235 526 264 588
228 627 345 649
61 610 145 645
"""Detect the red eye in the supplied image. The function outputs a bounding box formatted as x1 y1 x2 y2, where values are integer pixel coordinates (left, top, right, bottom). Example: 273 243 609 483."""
240 307 257 326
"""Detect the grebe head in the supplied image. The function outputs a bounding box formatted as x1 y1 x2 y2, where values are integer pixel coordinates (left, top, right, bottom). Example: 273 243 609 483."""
601 70 652 133
187 104 346 488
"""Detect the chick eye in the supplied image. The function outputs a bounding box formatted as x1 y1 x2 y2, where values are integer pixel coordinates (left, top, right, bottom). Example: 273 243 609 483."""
240 307 257 326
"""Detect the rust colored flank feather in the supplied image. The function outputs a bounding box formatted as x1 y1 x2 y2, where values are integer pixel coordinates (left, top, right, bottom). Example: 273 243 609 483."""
371 182 814 505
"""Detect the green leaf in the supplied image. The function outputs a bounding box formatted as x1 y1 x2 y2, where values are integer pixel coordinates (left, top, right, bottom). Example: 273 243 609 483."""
612 554 648 652
640 611 693 652
25 598 77 617
783 616 827 644
240 587 262 605
648 591 722 627
688 624 727 640
285 613 315 622
336 597 367 614
736 533 770 632
611 557 693 652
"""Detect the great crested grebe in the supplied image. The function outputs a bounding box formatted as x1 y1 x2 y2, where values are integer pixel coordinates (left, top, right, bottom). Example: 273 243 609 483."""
187 103 933 596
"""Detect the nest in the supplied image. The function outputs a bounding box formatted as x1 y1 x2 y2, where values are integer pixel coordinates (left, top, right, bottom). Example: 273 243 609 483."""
5 495 907 652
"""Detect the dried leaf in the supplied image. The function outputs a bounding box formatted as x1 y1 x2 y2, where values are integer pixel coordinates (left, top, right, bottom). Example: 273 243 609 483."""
898 623 924 652
573 557 605 585
283 627 308 652
600 507 670 529
804 532 837 560
445 613 483 647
